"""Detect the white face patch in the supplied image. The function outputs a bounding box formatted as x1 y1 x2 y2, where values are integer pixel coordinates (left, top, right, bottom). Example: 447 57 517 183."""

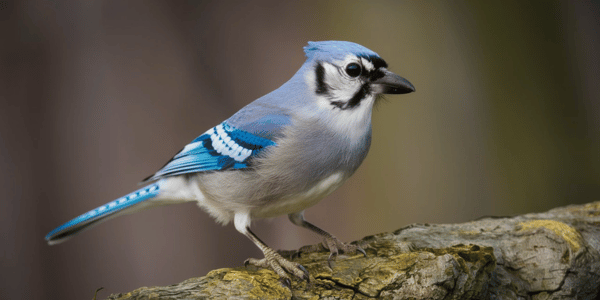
321 62 363 104
303 56 377 144
360 57 374 72
305 58 365 110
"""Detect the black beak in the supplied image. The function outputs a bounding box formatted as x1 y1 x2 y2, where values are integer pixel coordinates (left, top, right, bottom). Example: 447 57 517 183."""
371 69 415 94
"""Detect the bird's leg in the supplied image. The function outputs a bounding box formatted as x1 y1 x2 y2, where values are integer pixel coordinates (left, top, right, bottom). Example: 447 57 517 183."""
289 211 366 268
242 227 309 285
234 213 309 286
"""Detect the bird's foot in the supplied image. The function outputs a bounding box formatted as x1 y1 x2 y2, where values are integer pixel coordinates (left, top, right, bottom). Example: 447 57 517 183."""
321 235 367 268
294 236 367 269
245 247 309 287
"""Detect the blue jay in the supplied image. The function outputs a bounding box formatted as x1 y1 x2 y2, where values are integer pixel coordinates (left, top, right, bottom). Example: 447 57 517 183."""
46 41 415 283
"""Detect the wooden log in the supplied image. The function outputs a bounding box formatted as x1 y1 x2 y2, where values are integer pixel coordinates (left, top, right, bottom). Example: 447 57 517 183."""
107 202 600 299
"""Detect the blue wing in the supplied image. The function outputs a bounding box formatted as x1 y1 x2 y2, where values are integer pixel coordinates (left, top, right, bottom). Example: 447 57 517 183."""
143 121 277 182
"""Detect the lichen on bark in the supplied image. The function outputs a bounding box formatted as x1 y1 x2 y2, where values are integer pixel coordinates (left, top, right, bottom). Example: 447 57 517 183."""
107 201 600 299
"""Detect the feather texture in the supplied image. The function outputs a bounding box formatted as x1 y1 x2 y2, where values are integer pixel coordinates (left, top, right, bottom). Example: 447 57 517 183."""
44 40 415 274
143 121 276 182
45 183 161 244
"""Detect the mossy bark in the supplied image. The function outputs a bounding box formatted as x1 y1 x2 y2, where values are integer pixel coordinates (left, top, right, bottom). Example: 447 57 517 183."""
107 202 600 299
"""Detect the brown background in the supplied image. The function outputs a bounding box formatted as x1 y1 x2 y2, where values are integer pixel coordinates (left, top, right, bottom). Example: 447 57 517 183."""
1 1 599 299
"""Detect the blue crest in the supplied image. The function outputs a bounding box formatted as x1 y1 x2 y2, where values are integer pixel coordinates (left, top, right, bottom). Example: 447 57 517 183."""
303 41 381 62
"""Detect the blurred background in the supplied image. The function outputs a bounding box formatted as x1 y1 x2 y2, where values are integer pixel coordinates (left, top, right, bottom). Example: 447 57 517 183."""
1 1 599 299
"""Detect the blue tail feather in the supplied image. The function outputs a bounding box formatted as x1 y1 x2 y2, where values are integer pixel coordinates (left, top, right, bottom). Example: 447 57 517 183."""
45 183 161 245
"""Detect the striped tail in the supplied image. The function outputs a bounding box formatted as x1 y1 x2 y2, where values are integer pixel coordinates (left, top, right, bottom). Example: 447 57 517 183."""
45 183 161 245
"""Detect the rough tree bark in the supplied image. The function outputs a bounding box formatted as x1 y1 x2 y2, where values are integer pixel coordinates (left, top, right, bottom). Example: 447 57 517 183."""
107 202 600 299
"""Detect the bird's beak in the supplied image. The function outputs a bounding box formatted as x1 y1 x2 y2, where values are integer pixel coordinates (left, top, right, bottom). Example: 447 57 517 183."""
371 69 415 94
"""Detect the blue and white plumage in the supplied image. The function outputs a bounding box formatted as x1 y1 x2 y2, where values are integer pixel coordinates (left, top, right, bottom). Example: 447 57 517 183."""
143 121 276 181
45 41 415 283
46 184 161 245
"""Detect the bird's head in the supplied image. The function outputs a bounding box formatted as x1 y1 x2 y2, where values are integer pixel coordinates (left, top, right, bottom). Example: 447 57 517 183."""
302 41 415 111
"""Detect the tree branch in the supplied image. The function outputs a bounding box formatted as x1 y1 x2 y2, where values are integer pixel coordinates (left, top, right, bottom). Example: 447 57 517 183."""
107 202 600 299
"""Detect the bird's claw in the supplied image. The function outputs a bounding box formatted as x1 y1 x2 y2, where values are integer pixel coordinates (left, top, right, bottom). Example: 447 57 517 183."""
322 236 367 269
279 277 292 289
245 249 309 286
327 251 337 269
357 245 367 257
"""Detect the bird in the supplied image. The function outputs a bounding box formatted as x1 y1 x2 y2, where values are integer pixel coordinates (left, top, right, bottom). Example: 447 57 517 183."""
45 41 415 284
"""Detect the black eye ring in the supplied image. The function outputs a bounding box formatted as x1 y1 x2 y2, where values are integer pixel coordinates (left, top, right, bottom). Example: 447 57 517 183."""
345 63 362 78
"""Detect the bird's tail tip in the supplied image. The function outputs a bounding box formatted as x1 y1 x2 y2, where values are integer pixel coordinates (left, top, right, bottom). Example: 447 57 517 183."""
44 183 161 244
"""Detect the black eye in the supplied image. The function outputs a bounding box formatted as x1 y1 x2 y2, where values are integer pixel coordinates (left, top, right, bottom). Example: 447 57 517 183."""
345 63 362 78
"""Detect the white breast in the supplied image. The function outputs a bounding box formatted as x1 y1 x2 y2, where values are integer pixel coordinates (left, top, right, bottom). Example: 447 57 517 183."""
251 172 346 219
